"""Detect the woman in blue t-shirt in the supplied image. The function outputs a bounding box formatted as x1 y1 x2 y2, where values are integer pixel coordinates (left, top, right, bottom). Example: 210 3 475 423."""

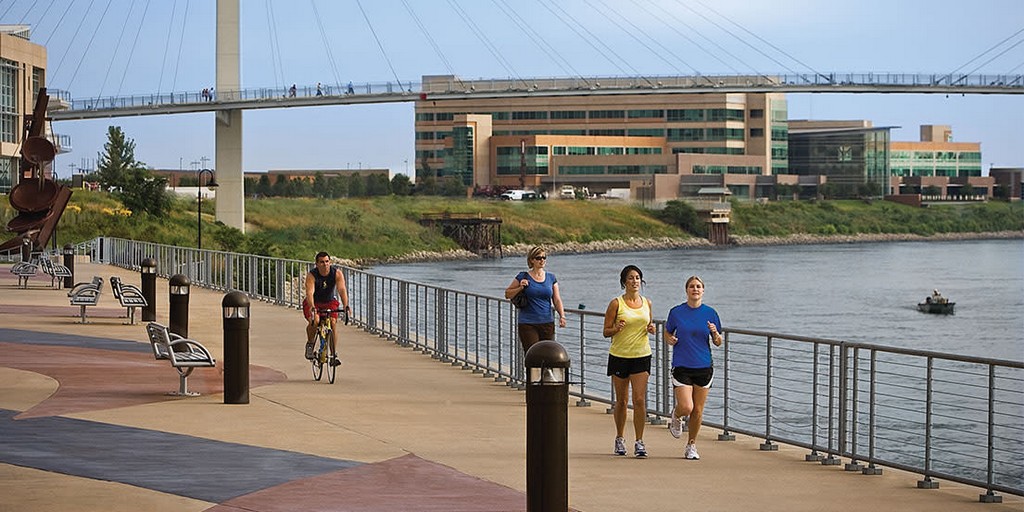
504 246 567 351
663 275 722 460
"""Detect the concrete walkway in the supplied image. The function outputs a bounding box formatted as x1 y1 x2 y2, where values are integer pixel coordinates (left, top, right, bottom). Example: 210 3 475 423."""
1 262 1020 512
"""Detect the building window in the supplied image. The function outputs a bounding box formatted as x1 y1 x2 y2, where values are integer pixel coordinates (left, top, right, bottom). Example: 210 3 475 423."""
627 128 665 137
750 109 764 119
750 128 765 138
550 110 586 119
628 109 664 119
415 113 435 121
511 111 548 120
0 59 17 144
588 129 625 136
435 112 455 121
589 110 625 119
667 109 705 122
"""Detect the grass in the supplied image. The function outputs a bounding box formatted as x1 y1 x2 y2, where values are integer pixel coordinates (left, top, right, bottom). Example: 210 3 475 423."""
3 190 1020 261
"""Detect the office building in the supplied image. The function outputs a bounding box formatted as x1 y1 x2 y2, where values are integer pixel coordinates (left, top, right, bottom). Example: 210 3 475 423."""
0 25 49 193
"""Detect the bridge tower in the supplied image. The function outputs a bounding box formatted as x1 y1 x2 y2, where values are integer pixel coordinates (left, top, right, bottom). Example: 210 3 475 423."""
215 0 245 233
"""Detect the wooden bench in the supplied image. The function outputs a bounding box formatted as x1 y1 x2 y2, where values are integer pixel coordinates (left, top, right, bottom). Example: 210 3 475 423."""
110 276 148 325
39 258 72 289
10 261 38 289
68 277 103 323
145 322 217 397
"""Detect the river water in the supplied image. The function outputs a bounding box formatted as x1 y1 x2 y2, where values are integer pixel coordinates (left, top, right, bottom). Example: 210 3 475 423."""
371 239 1023 362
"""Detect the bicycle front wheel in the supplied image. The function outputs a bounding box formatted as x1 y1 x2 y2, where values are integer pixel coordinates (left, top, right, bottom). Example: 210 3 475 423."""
328 349 337 384
311 334 325 381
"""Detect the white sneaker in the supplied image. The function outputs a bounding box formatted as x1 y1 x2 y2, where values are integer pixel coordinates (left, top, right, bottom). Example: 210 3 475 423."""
613 436 626 456
669 415 688 438
634 439 647 458
684 442 700 460
304 341 315 360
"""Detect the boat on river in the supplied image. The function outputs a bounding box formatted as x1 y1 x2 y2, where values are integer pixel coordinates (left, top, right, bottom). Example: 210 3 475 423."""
918 290 954 314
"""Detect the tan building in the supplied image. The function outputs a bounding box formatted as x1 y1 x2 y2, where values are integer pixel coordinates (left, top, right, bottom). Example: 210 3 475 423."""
0 25 50 193
891 125 989 198
415 75 788 200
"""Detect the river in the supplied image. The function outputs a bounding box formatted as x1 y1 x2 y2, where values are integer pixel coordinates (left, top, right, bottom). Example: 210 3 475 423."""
371 239 1023 361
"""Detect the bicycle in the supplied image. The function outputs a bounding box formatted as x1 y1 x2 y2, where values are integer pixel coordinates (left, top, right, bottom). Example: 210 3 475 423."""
310 307 348 384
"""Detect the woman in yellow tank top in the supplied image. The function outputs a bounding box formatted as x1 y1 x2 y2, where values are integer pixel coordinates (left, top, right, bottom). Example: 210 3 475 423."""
602 265 655 458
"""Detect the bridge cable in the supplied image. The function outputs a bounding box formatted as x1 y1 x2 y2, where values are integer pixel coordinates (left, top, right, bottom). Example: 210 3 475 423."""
401 0 462 88
170 0 190 94
1007 59 1024 74
685 0 828 83
309 0 343 89
0 0 16 21
156 0 178 95
587 0 693 77
95 0 136 98
42 0 74 47
15 0 41 24
946 27 1024 78
631 0 752 78
534 0 640 81
960 37 1024 79
64 0 113 92
354 0 404 89
48 0 97 85
23 0 56 32
264 0 286 90
447 0 527 88
491 0 589 86
116 0 151 97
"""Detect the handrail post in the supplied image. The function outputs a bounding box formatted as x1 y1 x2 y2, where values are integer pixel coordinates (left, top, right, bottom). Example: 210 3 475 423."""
862 350 882 474
805 342 823 460
576 312 590 407
759 335 778 451
845 347 863 471
917 357 939 488
822 344 840 465
979 364 1003 502
718 331 735 441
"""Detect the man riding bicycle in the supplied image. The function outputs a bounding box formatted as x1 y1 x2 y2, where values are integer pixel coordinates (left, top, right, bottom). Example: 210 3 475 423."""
303 251 351 366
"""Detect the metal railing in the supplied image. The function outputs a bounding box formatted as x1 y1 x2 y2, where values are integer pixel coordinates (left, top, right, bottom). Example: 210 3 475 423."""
94 237 1022 499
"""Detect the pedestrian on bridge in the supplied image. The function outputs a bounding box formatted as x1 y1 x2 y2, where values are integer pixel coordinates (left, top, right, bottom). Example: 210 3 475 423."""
603 265 655 458
664 275 723 460
289 84 297 97
316 82 323 96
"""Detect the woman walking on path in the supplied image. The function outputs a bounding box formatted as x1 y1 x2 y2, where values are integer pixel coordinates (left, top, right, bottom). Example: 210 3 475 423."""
602 265 655 458
664 275 722 460
504 246 567 351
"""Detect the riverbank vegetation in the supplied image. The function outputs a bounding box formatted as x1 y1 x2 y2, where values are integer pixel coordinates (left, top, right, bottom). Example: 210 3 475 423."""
2 191 1020 262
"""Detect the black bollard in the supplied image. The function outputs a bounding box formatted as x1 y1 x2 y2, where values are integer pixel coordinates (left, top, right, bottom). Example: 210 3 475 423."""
140 258 158 321
168 274 190 340
222 291 250 405
525 340 570 512
62 244 75 289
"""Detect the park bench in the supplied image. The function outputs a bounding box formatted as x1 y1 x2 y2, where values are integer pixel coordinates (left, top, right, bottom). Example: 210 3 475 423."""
145 322 217 397
67 276 103 323
38 258 72 289
110 276 148 325
10 261 38 288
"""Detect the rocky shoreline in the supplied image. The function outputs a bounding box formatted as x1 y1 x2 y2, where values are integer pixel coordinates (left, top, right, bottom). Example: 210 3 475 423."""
350 230 1022 268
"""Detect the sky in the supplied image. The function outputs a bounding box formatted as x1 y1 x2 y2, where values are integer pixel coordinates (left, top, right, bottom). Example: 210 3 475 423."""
3 0 1023 177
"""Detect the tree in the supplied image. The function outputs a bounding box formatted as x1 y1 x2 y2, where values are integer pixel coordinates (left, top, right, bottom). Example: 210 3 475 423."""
95 126 171 216
658 199 704 236
391 174 413 196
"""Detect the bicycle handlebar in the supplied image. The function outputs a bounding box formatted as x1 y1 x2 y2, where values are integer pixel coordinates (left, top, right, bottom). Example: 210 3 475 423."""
314 307 350 325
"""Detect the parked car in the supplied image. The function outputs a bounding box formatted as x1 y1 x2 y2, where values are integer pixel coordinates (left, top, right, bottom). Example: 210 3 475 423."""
559 185 576 199
500 190 539 201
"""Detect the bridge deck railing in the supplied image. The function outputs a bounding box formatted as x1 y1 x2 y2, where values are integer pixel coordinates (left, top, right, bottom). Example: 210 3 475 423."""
94 236 1022 500
49 72 1024 114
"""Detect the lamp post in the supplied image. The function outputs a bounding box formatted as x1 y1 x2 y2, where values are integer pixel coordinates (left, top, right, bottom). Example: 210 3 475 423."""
196 169 218 250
